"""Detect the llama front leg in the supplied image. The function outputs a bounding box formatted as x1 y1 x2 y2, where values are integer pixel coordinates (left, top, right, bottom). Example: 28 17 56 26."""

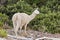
24 23 28 34
19 26 22 33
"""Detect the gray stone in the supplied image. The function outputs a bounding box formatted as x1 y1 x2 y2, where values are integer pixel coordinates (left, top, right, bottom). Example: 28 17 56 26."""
0 38 6 40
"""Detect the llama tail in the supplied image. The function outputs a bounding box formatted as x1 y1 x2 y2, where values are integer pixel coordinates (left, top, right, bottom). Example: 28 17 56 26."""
12 14 18 32
12 14 18 22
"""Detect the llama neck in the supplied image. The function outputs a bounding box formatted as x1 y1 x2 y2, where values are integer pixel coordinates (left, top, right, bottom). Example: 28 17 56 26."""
30 13 36 20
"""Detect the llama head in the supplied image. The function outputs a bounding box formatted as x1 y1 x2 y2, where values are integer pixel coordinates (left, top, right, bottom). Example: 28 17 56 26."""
33 8 40 14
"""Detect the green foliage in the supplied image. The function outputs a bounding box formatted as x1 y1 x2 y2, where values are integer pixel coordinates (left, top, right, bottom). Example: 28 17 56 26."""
29 11 60 33
0 0 60 34
0 13 9 27
0 28 7 37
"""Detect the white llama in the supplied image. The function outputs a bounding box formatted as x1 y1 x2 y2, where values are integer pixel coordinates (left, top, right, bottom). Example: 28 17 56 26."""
12 8 40 36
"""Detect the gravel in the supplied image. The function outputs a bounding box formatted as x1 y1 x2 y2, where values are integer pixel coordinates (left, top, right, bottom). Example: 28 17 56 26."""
0 29 60 40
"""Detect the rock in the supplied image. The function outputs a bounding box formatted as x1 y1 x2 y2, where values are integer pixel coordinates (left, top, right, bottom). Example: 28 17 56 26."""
5 29 60 40
7 34 33 40
35 37 60 40
0 38 6 40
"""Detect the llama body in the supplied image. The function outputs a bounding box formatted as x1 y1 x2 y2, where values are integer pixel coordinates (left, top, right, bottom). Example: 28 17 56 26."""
12 8 40 36
12 13 31 27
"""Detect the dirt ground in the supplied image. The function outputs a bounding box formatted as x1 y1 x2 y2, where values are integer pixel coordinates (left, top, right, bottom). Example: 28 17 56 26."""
6 29 60 38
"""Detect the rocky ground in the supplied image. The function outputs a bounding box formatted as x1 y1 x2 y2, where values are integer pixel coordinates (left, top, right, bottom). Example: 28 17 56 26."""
0 29 60 40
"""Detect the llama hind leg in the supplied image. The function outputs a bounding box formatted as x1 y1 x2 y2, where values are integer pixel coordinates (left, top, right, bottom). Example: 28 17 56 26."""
13 21 18 36
15 23 20 36
13 21 16 33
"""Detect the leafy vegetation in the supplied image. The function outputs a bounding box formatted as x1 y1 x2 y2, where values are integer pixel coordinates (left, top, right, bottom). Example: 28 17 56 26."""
0 0 60 34
0 13 9 27
0 28 7 37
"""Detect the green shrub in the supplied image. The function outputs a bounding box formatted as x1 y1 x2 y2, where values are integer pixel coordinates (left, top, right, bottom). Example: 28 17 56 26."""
0 13 9 27
0 0 60 34
29 11 60 34
0 28 7 37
